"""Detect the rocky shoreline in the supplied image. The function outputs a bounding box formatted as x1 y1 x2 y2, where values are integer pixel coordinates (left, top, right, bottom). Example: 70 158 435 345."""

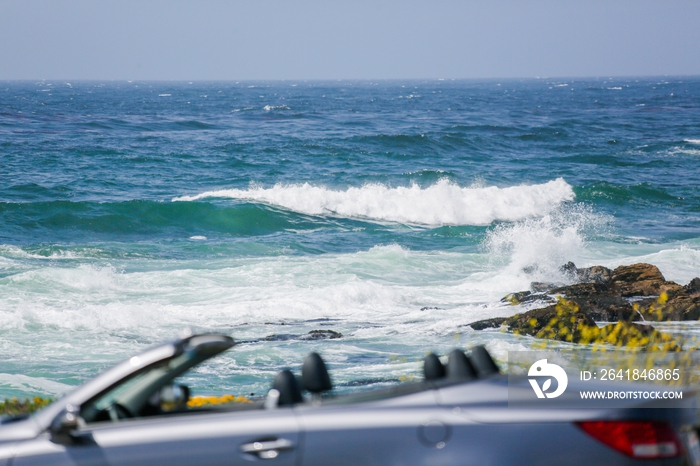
468 263 700 348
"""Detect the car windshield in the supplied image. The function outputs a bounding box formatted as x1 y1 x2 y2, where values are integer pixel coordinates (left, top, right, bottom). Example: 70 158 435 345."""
80 348 241 423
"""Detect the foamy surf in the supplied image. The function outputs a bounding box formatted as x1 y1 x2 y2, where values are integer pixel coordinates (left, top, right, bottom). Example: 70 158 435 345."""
173 178 575 226
0 374 72 396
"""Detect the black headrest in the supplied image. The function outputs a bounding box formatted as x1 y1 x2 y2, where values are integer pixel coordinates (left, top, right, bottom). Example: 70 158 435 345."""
423 352 446 381
272 369 303 406
469 345 500 377
446 349 477 381
301 352 332 393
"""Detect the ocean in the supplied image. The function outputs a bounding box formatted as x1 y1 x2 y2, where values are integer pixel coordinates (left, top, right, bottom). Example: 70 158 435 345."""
1 78 699 399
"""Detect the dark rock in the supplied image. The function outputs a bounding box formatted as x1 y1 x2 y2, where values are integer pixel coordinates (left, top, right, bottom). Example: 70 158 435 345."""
466 317 507 330
504 304 597 341
336 378 401 387
547 282 637 321
685 277 700 294
638 294 700 321
249 329 343 343
501 291 530 304
262 334 295 341
559 262 612 284
522 265 539 275
560 261 578 276
301 330 343 340
470 299 681 349
669 295 700 320
530 282 559 293
609 263 681 297
475 263 700 347
595 322 681 351
420 307 441 311
550 282 610 297
577 265 613 284
501 290 555 306
581 301 637 322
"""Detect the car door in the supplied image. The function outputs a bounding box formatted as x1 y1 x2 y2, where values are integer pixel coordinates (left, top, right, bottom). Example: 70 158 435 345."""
297 392 461 466
12 407 300 466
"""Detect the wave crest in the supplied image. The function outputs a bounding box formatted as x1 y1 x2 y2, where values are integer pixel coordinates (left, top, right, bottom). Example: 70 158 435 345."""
173 178 574 226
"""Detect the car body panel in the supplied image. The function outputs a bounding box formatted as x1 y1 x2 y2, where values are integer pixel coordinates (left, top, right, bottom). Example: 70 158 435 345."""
12 408 300 466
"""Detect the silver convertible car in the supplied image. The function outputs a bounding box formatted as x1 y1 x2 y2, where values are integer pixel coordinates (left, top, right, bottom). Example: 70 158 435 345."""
1 333 699 465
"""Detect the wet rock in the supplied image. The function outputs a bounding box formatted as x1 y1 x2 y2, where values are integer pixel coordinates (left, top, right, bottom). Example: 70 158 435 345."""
549 282 610 297
637 294 700 321
685 277 700 294
420 307 441 311
501 290 555 306
262 334 295 341
247 329 343 343
577 265 613 284
502 291 530 304
609 263 679 297
483 264 700 345
593 322 681 351
469 300 681 349
467 303 596 342
669 295 700 320
559 262 612 285
337 378 401 387
504 304 597 340
471 262 700 347
560 261 578 278
530 282 560 293
300 330 343 340
467 317 507 330
548 282 637 321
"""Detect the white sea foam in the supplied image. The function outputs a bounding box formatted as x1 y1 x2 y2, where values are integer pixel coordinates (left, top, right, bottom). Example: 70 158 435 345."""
173 178 575 226
0 374 72 396
263 105 290 111
482 204 613 285
685 139 700 145
2 234 699 397
668 147 700 156
0 245 103 261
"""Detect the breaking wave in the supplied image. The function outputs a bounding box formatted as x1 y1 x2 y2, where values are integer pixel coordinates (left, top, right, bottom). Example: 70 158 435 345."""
173 178 575 226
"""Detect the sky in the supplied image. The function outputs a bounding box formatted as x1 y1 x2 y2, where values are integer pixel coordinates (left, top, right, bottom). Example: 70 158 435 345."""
1 0 699 81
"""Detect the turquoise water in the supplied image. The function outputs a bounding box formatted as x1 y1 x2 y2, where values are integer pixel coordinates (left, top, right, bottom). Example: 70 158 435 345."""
1 78 699 398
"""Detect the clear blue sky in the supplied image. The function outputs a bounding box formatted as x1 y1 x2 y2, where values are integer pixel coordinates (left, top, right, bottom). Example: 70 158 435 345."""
1 0 699 80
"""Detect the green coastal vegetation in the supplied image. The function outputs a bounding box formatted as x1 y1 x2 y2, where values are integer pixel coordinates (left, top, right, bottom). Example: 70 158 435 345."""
0 397 53 417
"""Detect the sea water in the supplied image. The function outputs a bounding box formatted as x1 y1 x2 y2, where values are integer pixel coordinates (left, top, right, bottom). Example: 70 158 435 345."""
1 78 699 398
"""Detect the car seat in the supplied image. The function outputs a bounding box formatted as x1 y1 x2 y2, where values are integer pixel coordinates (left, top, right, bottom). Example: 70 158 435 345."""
469 345 500 377
271 369 303 407
301 352 332 394
446 349 477 380
423 352 446 381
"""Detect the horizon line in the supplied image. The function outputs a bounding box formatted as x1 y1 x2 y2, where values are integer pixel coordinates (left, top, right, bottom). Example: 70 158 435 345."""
2 74 699 83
